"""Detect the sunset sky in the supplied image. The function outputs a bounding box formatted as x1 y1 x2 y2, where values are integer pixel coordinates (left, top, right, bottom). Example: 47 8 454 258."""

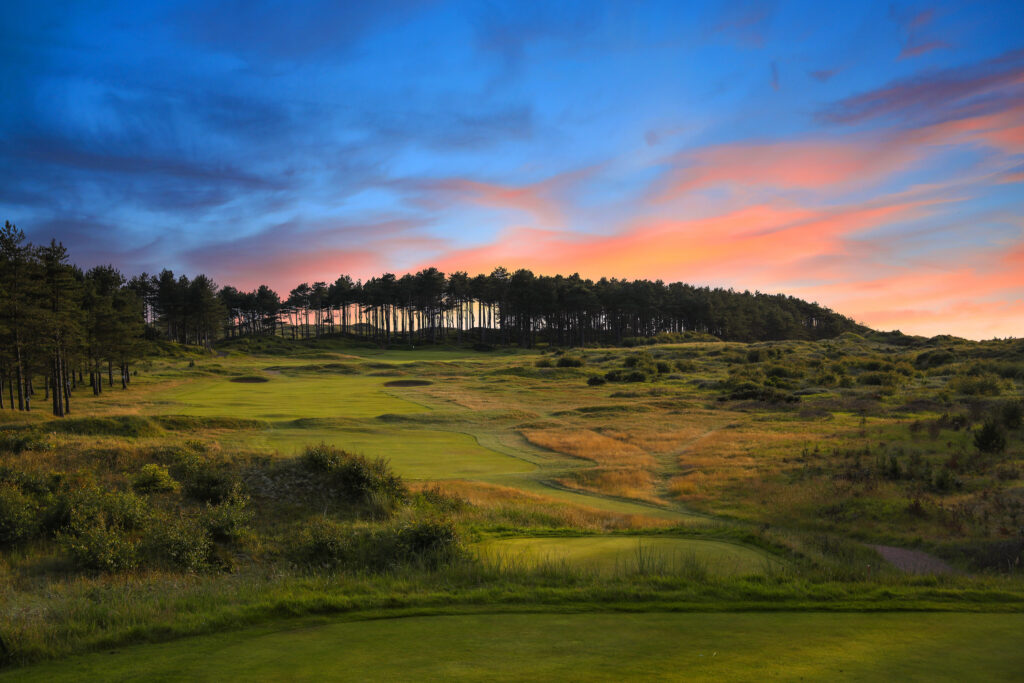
2 1 1023 339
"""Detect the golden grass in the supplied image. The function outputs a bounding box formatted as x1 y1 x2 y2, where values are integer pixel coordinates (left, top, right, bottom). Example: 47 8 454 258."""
415 480 672 530
557 467 662 504
519 428 656 468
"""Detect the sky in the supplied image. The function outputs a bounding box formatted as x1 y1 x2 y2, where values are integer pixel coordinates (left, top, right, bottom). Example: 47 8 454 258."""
2 1 1023 339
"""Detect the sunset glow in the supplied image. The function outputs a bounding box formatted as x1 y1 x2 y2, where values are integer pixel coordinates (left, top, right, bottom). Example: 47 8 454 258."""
3 1 1023 338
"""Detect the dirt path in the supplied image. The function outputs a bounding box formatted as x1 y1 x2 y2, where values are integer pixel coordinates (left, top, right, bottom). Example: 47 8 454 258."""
870 544 956 575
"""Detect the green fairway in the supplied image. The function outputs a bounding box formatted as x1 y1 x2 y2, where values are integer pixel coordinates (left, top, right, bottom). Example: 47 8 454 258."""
236 428 536 479
9 611 1022 681
153 375 427 420
477 536 780 575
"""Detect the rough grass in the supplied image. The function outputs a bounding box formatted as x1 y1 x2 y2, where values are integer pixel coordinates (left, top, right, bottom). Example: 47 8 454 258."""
477 536 782 576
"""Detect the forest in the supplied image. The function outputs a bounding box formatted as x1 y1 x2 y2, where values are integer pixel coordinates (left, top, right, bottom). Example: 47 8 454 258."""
3 222 864 416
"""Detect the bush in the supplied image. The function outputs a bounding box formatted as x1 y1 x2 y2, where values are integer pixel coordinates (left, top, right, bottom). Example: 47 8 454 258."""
0 483 38 547
655 361 671 374
294 517 460 571
184 466 240 504
0 430 48 454
58 518 138 572
46 488 150 535
556 356 583 368
587 376 607 386
950 373 1004 396
974 420 1007 454
145 517 212 572
1000 400 1023 430
201 491 252 543
623 371 647 383
534 358 553 368
133 464 180 494
301 444 408 513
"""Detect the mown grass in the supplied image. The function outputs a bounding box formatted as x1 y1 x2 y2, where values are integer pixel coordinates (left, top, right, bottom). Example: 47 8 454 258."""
232 428 535 479
156 374 428 419
8 611 1023 682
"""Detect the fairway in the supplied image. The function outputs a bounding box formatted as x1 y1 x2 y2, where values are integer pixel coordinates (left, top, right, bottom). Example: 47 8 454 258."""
9 611 1022 681
236 428 536 479
153 375 427 420
477 536 780 575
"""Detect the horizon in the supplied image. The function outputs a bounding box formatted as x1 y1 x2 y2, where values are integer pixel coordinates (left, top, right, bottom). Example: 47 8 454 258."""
2 1 1023 340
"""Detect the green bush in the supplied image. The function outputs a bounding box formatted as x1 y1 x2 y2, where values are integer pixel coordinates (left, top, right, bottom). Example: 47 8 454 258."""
999 400 1023 430
655 361 671 374
201 490 252 543
145 517 212 572
301 444 408 514
534 358 554 368
46 487 150 535
58 518 139 572
0 429 48 454
0 482 38 547
587 376 607 386
623 371 647 383
950 373 1005 396
974 420 1007 454
184 466 240 504
133 464 180 494
556 356 583 368
294 517 461 571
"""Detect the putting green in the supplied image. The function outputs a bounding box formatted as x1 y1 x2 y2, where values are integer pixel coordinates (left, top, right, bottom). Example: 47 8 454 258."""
477 536 780 575
235 428 535 479
8 612 1022 681
153 375 427 420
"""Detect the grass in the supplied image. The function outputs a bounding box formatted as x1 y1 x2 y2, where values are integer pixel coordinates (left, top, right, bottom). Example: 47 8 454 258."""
7 611 1023 681
1 333 1022 675
234 427 536 479
476 535 783 576
154 374 427 420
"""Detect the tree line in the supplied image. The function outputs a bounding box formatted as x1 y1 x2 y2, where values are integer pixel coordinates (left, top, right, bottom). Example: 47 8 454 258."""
2 222 865 416
205 268 861 347
1 223 143 416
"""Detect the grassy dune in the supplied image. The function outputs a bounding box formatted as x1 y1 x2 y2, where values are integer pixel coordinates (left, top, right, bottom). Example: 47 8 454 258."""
8 612 1022 681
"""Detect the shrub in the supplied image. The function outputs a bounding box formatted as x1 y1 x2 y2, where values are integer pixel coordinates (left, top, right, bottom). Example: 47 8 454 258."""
0 483 38 547
46 488 150 535
58 518 138 572
0 430 48 454
950 373 1004 396
587 376 607 386
655 361 671 374
674 360 697 373
301 444 408 513
201 491 252 543
184 467 240 504
534 358 553 368
145 516 212 572
623 371 647 383
133 464 180 494
974 420 1007 454
556 356 583 368
294 517 460 571
604 370 623 382
1000 400 1023 430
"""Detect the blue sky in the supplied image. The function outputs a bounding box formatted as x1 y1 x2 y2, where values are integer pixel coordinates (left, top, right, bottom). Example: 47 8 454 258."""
2 1 1023 337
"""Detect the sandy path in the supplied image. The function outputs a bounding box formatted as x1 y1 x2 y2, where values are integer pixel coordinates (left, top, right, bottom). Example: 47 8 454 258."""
871 544 956 575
